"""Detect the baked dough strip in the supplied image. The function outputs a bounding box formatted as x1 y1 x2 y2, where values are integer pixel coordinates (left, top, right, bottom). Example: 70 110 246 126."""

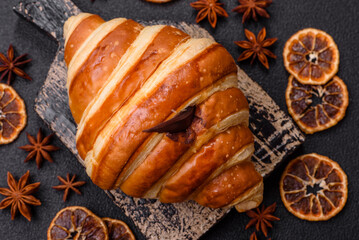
64 13 94 47
67 18 127 89
194 161 263 208
64 13 105 65
69 19 144 123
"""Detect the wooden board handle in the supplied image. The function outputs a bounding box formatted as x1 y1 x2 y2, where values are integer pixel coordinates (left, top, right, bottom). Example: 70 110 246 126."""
13 0 81 41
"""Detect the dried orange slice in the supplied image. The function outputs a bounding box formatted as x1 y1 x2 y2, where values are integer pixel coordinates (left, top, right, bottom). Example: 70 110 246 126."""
283 28 339 85
280 153 348 221
47 206 108 240
0 83 26 144
286 75 348 134
102 218 136 240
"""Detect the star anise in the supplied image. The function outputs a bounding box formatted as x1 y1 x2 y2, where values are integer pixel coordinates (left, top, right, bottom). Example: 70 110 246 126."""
19 129 60 169
190 0 229 28
250 232 258 240
246 202 280 237
232 0 272 23
52 174 86 202
0 171 41 221
235 27 277 69
0 45 32 85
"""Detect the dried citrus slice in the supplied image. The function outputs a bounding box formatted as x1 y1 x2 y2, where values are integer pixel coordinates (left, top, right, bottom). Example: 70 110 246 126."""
283 28 339 85
0 83 26 144
286 75 348 134
280 153 348 221
102 218 136 240
47 206 108 240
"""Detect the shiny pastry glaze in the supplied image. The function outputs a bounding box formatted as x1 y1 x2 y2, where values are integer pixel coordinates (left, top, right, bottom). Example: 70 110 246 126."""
76 26 190 159
159 125 253 203
64 13 264 209
68 20 144 123
120 88 249 197
64 15 105 65
194 161 262 208
92 44 237 189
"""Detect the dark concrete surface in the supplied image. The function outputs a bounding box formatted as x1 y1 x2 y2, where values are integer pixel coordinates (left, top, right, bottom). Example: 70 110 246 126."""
0 0 358 239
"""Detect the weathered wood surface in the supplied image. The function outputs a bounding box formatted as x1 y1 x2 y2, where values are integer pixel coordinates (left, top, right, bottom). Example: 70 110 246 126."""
14 0 305 239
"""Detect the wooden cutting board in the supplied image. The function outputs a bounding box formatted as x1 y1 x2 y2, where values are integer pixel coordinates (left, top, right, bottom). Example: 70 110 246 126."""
14 0 305 239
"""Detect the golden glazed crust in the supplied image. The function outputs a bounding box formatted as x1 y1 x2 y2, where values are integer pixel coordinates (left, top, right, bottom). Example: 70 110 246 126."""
120 88 249 197
64 14 105 65
159 125 254 203
115 73 241 193
68 19 144 123
194 161 263 208
88 42 237 190
76 25 190 159
64 13 263 210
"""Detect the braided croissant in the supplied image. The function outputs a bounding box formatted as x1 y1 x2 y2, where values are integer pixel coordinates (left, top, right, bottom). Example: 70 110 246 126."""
64 13 263 210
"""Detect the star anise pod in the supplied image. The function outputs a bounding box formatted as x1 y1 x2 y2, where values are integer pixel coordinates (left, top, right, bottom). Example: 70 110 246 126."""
250 232 258 240
19 129 60 169
234 27 277 69
232 0 272 23
246 202 280 237
52 174 86 202
0 171 41 221
190 0 229 28
0 44 32 85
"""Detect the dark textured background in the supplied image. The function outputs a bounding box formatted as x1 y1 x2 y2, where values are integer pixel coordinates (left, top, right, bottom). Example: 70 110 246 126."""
0 0 358 239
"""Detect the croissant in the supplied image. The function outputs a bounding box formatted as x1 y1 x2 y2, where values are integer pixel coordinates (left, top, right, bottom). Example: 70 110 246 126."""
64 13 263 210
